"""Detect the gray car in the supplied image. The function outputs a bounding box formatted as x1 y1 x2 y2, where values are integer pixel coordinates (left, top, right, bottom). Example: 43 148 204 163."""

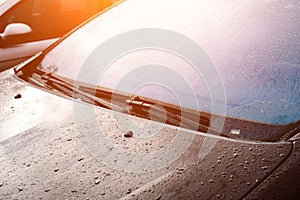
0 0 118 72
1 0 299 199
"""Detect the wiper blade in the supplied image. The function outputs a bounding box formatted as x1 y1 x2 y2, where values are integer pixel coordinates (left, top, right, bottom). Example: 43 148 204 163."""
39 71 124 112
77 84 213 133
38 70 231 138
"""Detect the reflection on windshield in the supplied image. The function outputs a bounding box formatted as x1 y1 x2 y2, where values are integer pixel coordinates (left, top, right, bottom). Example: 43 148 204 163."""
0 0 8 6
40 0 300 125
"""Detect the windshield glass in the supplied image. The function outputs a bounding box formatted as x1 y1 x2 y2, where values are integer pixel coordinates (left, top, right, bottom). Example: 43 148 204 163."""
39 0 300 125
0 0 8 6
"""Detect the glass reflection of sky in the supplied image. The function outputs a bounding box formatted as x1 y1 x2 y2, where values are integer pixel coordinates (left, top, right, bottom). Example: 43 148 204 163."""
0 0 8 6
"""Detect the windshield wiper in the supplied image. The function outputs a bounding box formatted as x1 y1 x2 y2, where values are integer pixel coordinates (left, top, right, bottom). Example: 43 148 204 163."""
39 70 124 112
35 70 233 138
124 96 210 132
123 96 236 138
77 85 230 137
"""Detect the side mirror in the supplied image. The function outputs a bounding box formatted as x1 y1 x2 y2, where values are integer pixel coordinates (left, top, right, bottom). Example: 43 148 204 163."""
0 23 32 39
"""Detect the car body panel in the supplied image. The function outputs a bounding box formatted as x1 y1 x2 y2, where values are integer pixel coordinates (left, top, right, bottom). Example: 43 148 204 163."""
0 38 58 72
0 70 73 142
245 140 300 200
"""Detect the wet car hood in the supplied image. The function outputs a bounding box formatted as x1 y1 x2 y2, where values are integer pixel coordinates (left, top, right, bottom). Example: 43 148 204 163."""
0 69 73 141
0 70 294 199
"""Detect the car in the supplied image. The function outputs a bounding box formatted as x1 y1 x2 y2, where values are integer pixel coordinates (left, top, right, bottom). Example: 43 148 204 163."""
0 0 119 72
1 0 300 199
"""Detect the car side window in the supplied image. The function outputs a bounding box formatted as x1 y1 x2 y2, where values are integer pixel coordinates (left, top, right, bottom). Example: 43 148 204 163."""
60 0 86 10
0 0 114 47
1 0 56 45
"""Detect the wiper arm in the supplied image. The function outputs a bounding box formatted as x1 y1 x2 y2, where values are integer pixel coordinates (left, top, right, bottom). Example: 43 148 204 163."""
125 96 210 132
124 96 231 136
39 71 124 112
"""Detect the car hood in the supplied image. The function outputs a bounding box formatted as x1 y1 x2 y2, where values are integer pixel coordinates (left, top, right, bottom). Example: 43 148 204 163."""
0 69 73 142
0 70 294 199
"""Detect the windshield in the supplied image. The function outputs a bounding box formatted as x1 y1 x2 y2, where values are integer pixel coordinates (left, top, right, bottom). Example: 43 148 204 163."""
36 0 299 126
0 0 8 6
